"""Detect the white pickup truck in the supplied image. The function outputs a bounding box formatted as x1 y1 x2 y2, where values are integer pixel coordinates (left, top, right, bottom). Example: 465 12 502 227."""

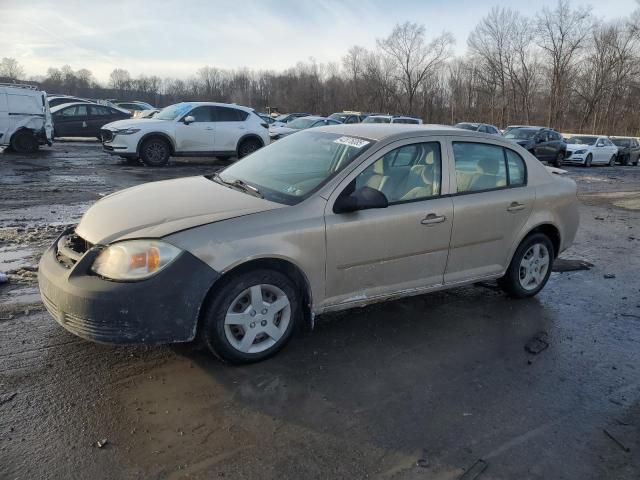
0 83 53 153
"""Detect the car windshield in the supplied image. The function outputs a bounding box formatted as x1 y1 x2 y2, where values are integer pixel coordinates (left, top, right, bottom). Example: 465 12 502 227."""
216 131 374 205
274 114 289 121
363 116 391 124
155 103 194 120
287 117 317 129
455 123 478 131
329 113 348 122
504 128 538 140
612 138 631 147
567 136 598 145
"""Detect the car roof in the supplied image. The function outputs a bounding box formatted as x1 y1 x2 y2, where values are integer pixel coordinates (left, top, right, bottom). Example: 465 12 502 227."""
50 101 102 112
293 115 328 121
311 123 480 141
173 101 253 112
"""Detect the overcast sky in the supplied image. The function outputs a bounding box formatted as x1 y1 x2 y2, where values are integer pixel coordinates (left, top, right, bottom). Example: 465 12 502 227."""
2 0 638 82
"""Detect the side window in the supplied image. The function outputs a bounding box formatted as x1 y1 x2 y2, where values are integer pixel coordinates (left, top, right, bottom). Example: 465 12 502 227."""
478 125 488 133
453 142 507 193
505 149 526 186
214 106 246 122
188 106 214 122
90 106 110 116
61 105 88 117
354 142 441 203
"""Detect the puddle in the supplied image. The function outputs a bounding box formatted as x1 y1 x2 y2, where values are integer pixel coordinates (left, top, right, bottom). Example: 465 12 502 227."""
0 203 90 227
0 245 35 271
582 191 640 211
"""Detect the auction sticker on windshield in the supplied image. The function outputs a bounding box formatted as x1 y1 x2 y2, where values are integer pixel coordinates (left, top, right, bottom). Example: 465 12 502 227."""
334 136 370 148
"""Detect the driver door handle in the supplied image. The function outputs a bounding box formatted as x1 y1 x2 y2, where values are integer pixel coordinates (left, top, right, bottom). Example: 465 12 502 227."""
421 213 446 226
507 201 526 212
204 127 214 131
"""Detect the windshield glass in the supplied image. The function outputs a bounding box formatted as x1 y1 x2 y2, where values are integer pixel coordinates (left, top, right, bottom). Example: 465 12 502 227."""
217 131 375 205
155 103 193 120
567 136 598 145
504 128 538 140
363 116 391 124
274 114 290 121
611 138 631 147
287 117 317 129
455 123 478 131
329 113 348 122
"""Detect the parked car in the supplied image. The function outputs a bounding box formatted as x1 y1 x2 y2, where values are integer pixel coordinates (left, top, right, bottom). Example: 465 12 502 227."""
503 126 567 166
100 102 269 166
257 113 276 125
0 83 53 153
51 102 131 139
564 135 619 167
611 137 640 166
269 116 341 141
362 115 423 124
271 113 311 127
454 122 501 135
503 125 529 135
329 112 365 124
47 95 94 108
115 101 156 118
138 108 160 119
39 124 579 363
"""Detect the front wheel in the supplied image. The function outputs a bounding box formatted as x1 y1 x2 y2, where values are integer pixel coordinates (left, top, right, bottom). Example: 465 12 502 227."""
140 137 170 167
10 130 39 153
200 269 300 364
585 153 593 167
609 155 616 167
499 233 554 298
554 151 565 167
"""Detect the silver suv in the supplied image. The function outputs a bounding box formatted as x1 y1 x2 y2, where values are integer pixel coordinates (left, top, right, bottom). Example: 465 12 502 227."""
39 124 579 363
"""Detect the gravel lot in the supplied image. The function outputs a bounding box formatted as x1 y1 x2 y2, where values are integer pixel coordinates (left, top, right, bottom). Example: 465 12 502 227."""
1 141 639 479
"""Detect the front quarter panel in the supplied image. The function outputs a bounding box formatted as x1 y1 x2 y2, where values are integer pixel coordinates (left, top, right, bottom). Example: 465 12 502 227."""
165 196 328 310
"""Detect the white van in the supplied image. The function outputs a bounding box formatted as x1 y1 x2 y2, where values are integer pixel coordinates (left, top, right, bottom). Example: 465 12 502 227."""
0 83 53 153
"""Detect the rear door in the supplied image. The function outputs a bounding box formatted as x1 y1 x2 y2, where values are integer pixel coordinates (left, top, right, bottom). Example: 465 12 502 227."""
174 105 216 152
445 139 534 283
212 106 248 152
88 105 113 136
324 138 453 306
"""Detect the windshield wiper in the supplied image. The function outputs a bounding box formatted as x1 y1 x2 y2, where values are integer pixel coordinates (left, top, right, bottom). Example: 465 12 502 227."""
212 173 263 198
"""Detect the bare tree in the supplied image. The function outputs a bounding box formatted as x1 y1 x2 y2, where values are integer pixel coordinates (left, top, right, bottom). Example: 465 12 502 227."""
109 68 132 91
378 22 454 114
0 57 26 80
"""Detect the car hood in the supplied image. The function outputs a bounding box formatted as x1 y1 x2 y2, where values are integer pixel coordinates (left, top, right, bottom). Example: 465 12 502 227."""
102 118 167 130
76 176 284 245
565 144 591 151
270 126 297 135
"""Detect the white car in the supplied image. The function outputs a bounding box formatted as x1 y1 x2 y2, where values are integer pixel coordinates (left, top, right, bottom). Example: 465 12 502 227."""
0 83 53 153
269 116 341 141
564 135 619 167
101 102 270 166
362 115 423 125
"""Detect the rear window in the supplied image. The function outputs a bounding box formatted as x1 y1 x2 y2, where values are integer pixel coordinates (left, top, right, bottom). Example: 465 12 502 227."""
453 142 527 193
215 106 248 122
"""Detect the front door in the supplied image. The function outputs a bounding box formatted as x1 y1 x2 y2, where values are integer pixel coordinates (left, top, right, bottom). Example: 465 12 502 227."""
324 139 453 307
174 105 216 152
54 104 90 137
445 140 534 283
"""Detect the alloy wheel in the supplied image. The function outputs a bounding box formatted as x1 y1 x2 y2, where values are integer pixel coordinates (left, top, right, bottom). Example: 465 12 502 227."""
518 243 550 291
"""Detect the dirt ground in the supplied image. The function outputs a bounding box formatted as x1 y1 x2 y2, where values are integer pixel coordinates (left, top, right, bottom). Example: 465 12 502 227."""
1 141 639 479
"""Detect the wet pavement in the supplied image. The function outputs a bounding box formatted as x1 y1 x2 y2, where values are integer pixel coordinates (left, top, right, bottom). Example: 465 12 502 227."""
1 142 639 479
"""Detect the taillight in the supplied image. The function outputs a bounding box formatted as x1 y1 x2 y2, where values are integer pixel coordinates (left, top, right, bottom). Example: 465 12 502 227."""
260 122 268 129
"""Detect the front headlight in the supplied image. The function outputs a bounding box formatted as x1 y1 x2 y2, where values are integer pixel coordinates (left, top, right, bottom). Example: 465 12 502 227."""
114 128 141 135
574 149 587 154
91 240 181 281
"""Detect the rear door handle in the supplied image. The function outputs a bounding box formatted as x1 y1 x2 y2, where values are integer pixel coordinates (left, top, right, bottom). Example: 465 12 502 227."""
421 213 446 225
507 201 526 212
204 127 214 131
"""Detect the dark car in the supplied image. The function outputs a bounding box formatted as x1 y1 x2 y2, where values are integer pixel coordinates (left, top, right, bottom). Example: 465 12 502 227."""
329 112 364 124
503 126 567 166
51 102 131 139
454 122 501 135
611 137 640 166
47 95 93 108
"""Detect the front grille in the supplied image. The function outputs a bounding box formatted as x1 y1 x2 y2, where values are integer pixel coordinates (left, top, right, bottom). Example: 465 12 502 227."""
62 312 136 340
100 129 113 142
56 232 92 268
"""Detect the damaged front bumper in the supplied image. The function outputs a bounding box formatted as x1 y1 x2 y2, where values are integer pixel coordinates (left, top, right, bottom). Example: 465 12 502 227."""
38 228 219 344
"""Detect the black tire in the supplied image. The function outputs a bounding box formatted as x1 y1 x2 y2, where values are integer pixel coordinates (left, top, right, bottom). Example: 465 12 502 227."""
585 153 593 167
200 269 300 364
609 155 616 167
499 233 554 299
237 138 262 158
140 137 171 167
10 130 39 154
554 151 565 167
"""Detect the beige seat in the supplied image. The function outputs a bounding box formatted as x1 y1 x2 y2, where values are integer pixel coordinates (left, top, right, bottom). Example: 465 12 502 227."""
469 157 506 191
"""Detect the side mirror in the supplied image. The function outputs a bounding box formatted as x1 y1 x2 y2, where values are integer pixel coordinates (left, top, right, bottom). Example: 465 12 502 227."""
334 186 389 214
183 115 195 125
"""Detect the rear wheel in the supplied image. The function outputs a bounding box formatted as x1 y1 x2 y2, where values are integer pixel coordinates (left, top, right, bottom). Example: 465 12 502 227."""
609 155 616 167
237 138 262 158
554 151 565 167
10 130 39 153
140 137 170 167
200 269 300 364
585 153 593 167
499 233 554 298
